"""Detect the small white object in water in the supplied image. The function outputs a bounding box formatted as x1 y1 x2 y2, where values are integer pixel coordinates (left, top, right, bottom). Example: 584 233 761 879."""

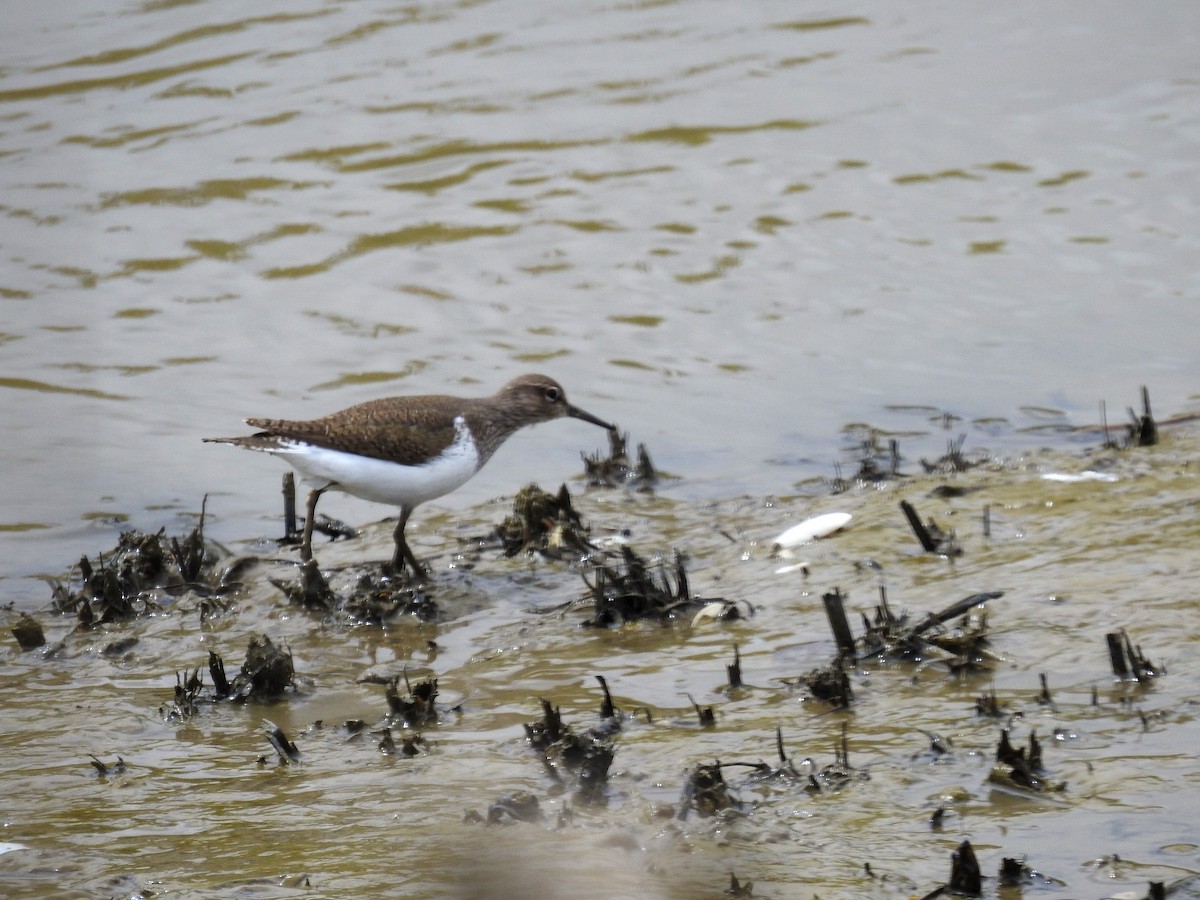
1040 471 1119 483
772 512 852 556
774 561 810 575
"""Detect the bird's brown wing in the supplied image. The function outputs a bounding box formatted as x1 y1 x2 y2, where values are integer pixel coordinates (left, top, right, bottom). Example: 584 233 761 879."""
245 396 465 466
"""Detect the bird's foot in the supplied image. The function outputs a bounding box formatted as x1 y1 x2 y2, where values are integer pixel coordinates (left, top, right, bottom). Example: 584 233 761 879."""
385 543 428 583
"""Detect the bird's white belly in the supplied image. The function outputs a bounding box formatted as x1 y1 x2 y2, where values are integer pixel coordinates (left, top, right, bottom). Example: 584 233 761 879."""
268 423 481 509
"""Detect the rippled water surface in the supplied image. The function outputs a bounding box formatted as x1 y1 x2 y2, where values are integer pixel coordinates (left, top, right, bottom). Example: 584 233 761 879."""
2 1 1199 897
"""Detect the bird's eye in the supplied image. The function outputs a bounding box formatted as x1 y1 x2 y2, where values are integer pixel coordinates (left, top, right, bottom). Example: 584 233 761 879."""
544 387 561 402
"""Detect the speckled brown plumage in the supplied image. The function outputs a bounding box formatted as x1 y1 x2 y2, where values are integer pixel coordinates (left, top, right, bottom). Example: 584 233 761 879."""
236 374 609 464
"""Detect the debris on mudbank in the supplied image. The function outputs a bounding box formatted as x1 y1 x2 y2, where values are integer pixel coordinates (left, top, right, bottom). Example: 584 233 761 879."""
1106 628 1163 681
738 724 864 795
385 671 441 728
522 691 617 804
463 790 544 825
88 755 127 778
11 612 45 650
494 482 596 560
1102 385 1159 449
261 719 301 766
996 856 1065 890
269 560 438 625
580 546 748 627
780 652 854 708
687 693 716 727
679 761 744 820
678 725 865 819
899 499 961 556
235 633 296 697
921 433 987 475
818 587 1001 670
725 872 755 897
161 633 296 721
271 559 336 610
839 433 905 485
582 424 658 491
47 500 227 627
800 723 861 795
988 727 1065 795
974 684 1009 719
726 645 743 689
920 839 982 898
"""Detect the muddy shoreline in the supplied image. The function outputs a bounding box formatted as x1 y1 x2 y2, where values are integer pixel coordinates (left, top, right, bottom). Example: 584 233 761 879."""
3 397 1198 898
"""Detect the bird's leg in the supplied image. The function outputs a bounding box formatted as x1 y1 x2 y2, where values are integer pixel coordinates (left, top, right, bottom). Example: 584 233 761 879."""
390 506 427 579
301 486 326 562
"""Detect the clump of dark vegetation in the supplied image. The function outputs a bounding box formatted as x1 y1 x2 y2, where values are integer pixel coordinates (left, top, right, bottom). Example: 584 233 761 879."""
522 681 620 804
385 671 442 728
270 560 438 625
830 428 908 492
782 588 1002 707
988 727 1065 795
579 546 748 627
920 839 982 898
465 790 544 825
88 755 127 778
845 433 905 485
161 633 295 722
679 761 743 819
900 499 962 556
921 433 988 475
582 424 658 491
920 843 1069 897
673 725 867 822
48 500 227 628
494 482 596 560
1101 385 1158 449
820 587 1001 670
799 723 861 795
231 633 295 697
1106 628 1162 681
491 483 745 627
725 873 755 897
11 612 45 650
375 726 430 758
973 684 1009 719
720 724 865 801
781 652 854 708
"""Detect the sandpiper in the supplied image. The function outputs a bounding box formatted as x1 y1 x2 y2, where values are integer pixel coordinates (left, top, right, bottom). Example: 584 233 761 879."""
206 373 613 577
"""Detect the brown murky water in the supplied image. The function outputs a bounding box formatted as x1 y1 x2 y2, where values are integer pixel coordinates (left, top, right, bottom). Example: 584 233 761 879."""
2 1 1199 897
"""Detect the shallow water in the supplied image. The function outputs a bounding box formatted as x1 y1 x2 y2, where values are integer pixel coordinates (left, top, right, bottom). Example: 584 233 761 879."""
2 1 1199 896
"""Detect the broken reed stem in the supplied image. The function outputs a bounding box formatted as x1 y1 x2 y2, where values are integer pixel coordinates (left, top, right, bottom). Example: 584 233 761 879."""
726 645 743 689
1105 632 1129 678
282 472 297 539
823 589 856 657
1138 384 1158 446
900 500 938 553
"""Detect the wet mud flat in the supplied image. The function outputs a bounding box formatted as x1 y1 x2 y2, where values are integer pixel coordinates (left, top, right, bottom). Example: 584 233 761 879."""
2 399 1200 899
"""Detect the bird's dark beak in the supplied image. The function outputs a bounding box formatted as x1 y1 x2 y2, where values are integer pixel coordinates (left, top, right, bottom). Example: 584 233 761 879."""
568 404 615 430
